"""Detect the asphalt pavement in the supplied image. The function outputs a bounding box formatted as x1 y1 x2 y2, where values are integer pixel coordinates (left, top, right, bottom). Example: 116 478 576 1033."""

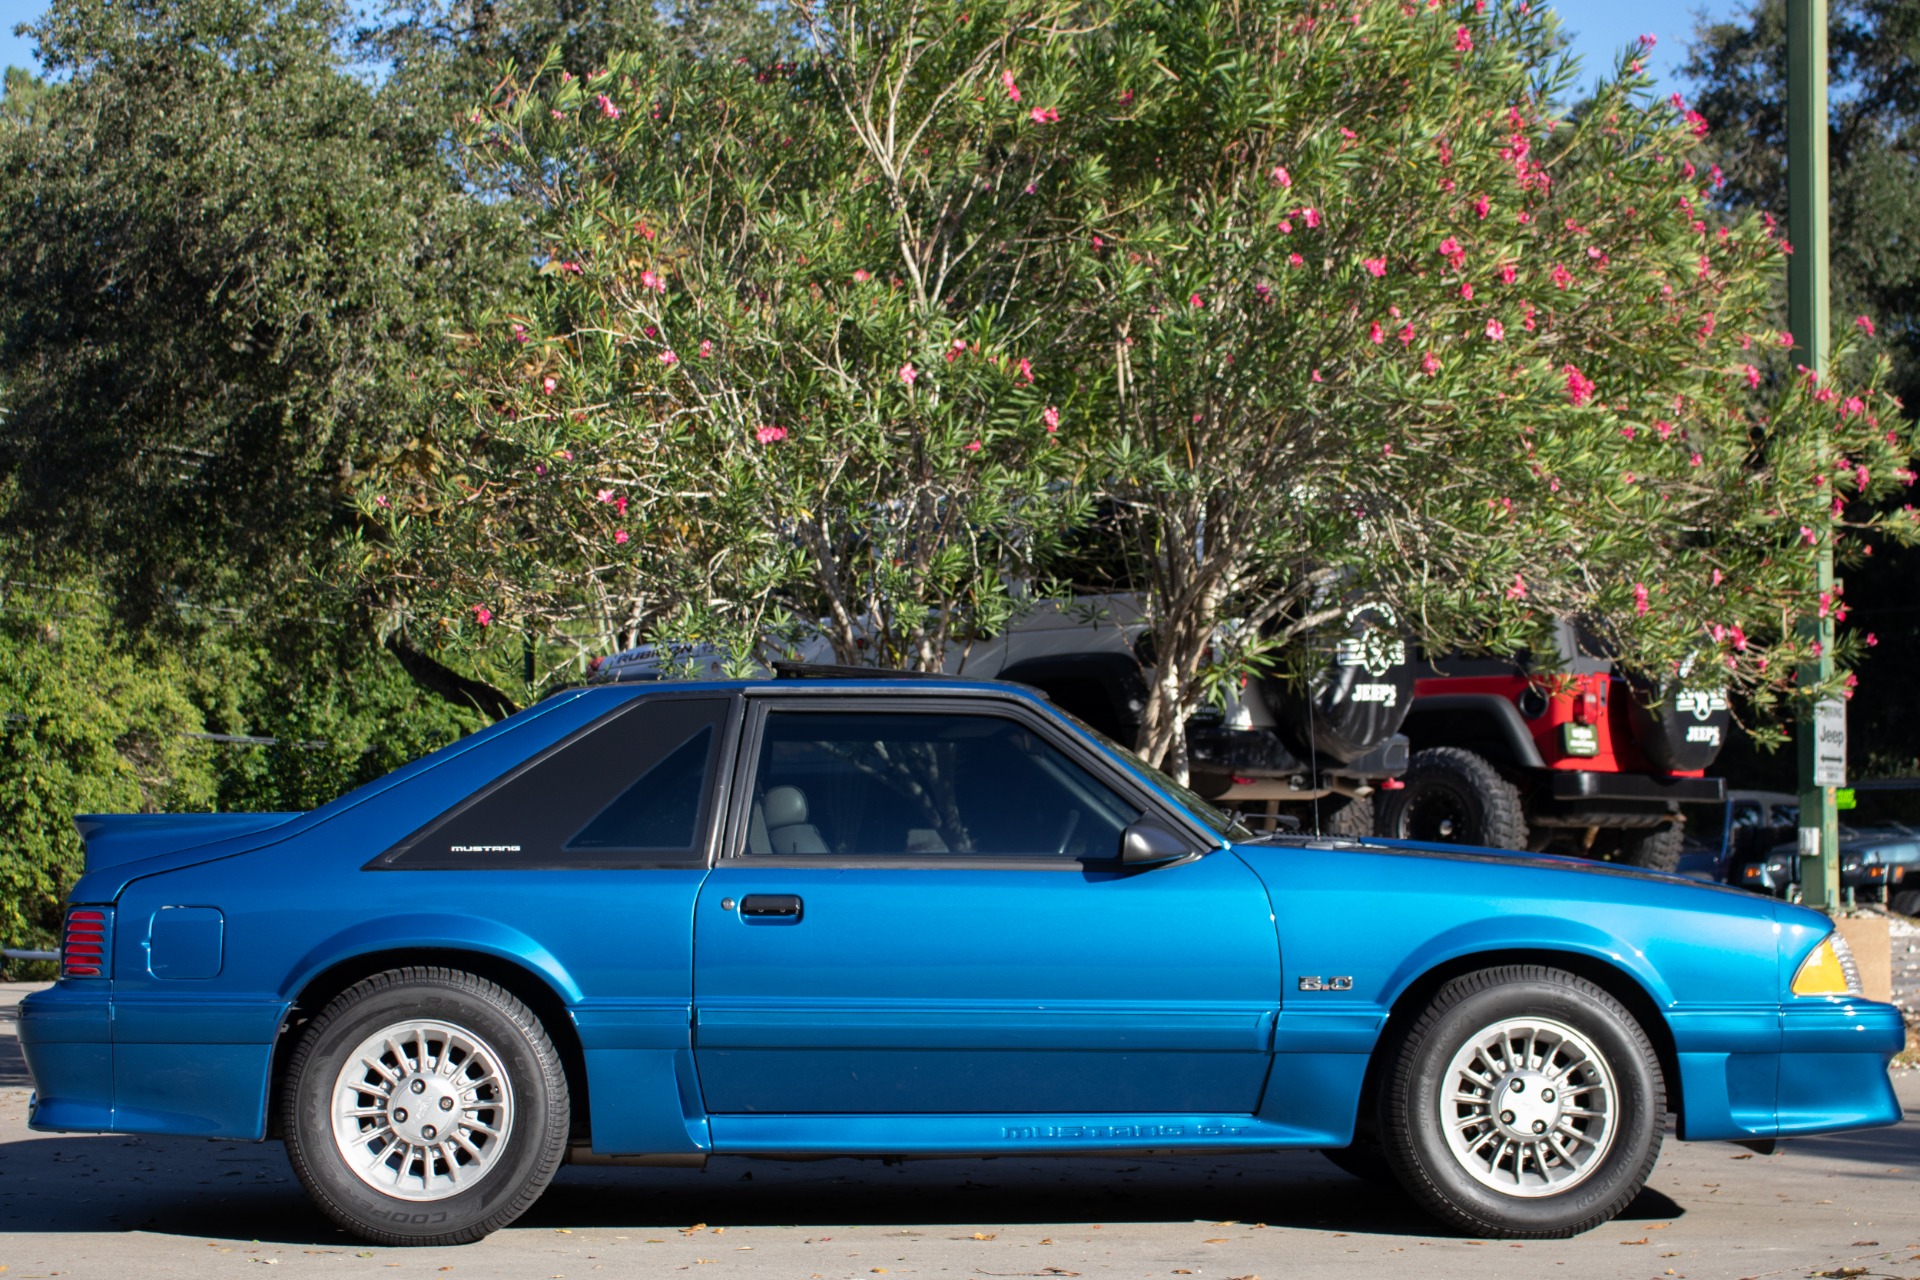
1 979 1916 1280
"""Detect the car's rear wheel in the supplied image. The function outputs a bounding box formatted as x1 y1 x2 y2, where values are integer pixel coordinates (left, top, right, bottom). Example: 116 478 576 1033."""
282 967 569 1246
1891 888 1920 918
1375 747 1528 850
1377 966 1664 1238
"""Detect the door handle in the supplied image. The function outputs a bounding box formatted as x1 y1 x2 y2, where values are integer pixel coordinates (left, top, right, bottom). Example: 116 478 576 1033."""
738 894 803 920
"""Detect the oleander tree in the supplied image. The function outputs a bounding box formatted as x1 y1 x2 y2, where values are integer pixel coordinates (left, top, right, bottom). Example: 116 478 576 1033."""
352 0 1115 678
1059 0 1918 772
358 0 1917 772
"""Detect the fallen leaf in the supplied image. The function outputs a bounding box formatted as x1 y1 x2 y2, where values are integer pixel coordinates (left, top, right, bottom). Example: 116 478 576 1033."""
1620 1238 1650 1246
356 1252 374 1259
1730 1153 1753 1160
1205 1238 1231 1243
971 1233 996 1240
1039 1239 1054 1245
556 1229 572 1235
1850 1241 1879 1247
680 1223 708 1235
1812 1269 1869 1279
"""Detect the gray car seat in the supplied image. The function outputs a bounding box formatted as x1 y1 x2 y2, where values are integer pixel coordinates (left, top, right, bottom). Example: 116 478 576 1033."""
763 784 829 854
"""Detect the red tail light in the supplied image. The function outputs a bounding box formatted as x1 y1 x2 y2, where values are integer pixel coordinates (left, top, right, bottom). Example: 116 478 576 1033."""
60 908 111 979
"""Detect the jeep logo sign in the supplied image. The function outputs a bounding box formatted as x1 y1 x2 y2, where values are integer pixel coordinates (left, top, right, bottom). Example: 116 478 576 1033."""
1674 687 1728 721
1350 683 1399 705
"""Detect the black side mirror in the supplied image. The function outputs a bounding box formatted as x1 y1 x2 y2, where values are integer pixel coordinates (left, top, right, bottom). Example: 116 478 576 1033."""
1121 816 1194 866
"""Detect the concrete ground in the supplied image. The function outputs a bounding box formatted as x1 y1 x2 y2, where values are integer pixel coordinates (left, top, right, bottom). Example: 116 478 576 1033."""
1 980 1916 1280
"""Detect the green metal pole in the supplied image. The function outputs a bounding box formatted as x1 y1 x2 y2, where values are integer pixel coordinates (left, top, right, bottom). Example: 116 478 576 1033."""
1787 0 1840 911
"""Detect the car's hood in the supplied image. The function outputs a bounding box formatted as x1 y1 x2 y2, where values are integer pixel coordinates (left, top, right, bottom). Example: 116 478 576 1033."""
75 813 303 873
1236 834 1761 899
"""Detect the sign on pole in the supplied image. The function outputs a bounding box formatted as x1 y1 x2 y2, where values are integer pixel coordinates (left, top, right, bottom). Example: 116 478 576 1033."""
1812 697 1846 788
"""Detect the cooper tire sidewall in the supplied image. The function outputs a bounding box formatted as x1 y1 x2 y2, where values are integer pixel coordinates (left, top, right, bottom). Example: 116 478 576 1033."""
287 978 560 1241
1396 977 1662 1234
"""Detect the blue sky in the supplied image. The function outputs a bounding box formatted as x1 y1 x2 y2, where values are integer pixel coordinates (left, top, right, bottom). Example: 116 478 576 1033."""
1 0 1748 96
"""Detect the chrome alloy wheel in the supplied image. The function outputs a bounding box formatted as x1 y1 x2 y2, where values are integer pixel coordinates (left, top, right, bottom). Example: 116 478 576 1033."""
1438 1016 1617 1197
329 1019 516 1201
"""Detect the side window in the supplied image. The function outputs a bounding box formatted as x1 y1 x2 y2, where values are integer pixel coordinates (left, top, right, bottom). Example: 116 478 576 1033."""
743 709 1142 860
379 696 730 868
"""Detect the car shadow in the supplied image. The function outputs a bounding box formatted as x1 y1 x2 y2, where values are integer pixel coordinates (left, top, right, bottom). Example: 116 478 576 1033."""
0 1132 1686 1245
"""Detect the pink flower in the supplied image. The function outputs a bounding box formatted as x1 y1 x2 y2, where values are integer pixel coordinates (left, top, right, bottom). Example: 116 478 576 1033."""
964 439 982 453
1254 282 1272 301
640 269 665 293
1028 106 1060 124
1563 364 1596 406
596 488 615 503
1271 166 1292 187
1842 395 1865 417
1731 624 1748 651
1855 314 1876 337
1690 453 1702 467
1001 69 1020 101
1362 257 1387 277
1800 525 1817 545
1299 207 1321 229
1459 282 1474 300
1453 25 1474 52
1506 573 1528 600
614 529 629 544
1867 632 1879 647
755 424 788 444
1633 583 1650 615
1311 369 1324 383
1485 318 1505 341
900 363 917 386
1421 351 1441 375
1016 357 1035 383
594 93 620 119
512 323 528 344
1742 364 1761 389
853 269 871 283
699 339 713 358
1655 420 1674 439
374 494 390 508
542 376 557 395
615 496 628 515
1189 292 1206 309
1437 236 1465 267
1620 425 1636 440
946 338 967 363
1370 321 1385 344
1288 252 1304 267
659 349 677 364
1498 263 1517 285
1042 405 1060 433
1474 194 1490 219
472 605 493 627
1711 568 1724 586
1550 263 1573 289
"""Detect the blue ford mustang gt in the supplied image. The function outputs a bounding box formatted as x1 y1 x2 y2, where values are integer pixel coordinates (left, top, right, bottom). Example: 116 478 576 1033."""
19 674 1904 1245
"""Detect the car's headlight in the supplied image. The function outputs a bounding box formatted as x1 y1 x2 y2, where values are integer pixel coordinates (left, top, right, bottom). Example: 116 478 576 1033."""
1791 930 1864 997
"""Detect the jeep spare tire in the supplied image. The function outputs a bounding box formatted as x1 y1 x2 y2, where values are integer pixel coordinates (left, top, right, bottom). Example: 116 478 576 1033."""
1263 601 1417 765
1626 665 1731 773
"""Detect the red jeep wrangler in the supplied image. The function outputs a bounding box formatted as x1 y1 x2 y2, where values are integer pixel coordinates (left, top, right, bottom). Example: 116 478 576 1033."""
1377 622 1728 870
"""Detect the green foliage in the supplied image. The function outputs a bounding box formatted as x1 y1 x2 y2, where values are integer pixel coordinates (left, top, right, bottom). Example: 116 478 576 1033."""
0 0 517 626
0 601 217 951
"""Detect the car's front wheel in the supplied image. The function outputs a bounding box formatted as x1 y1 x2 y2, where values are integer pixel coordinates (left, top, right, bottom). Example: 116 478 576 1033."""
1377 965 1665 1237
282 967 570 1246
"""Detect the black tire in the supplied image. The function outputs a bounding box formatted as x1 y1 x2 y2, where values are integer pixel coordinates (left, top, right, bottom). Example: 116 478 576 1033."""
1375 747 1528 850
1891 889 1920 919
281 967 570 1247
1317 794 1376 839
1378 966 1665 1238
1591 823 1684 873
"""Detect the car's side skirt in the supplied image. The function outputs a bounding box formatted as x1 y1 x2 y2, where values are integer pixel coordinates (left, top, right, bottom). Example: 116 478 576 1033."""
707 1111 1334 1156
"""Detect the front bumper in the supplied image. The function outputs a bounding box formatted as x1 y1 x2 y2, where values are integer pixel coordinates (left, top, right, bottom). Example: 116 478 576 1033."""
1674 998 1906 1141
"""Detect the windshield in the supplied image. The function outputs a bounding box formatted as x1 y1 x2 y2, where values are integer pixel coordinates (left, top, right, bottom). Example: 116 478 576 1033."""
1051 709 1254 842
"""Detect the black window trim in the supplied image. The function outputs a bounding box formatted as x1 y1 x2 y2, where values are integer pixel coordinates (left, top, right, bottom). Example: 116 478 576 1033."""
366 689 745 872
718 690 1215 870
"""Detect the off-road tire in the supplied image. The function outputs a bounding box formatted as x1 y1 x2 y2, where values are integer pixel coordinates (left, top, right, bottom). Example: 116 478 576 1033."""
1377 965 1666 1238
1317 794 1377 839
1891 888 1920 919
1593 823 1684 874
1375 747 1529 850
281 967 569 1247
